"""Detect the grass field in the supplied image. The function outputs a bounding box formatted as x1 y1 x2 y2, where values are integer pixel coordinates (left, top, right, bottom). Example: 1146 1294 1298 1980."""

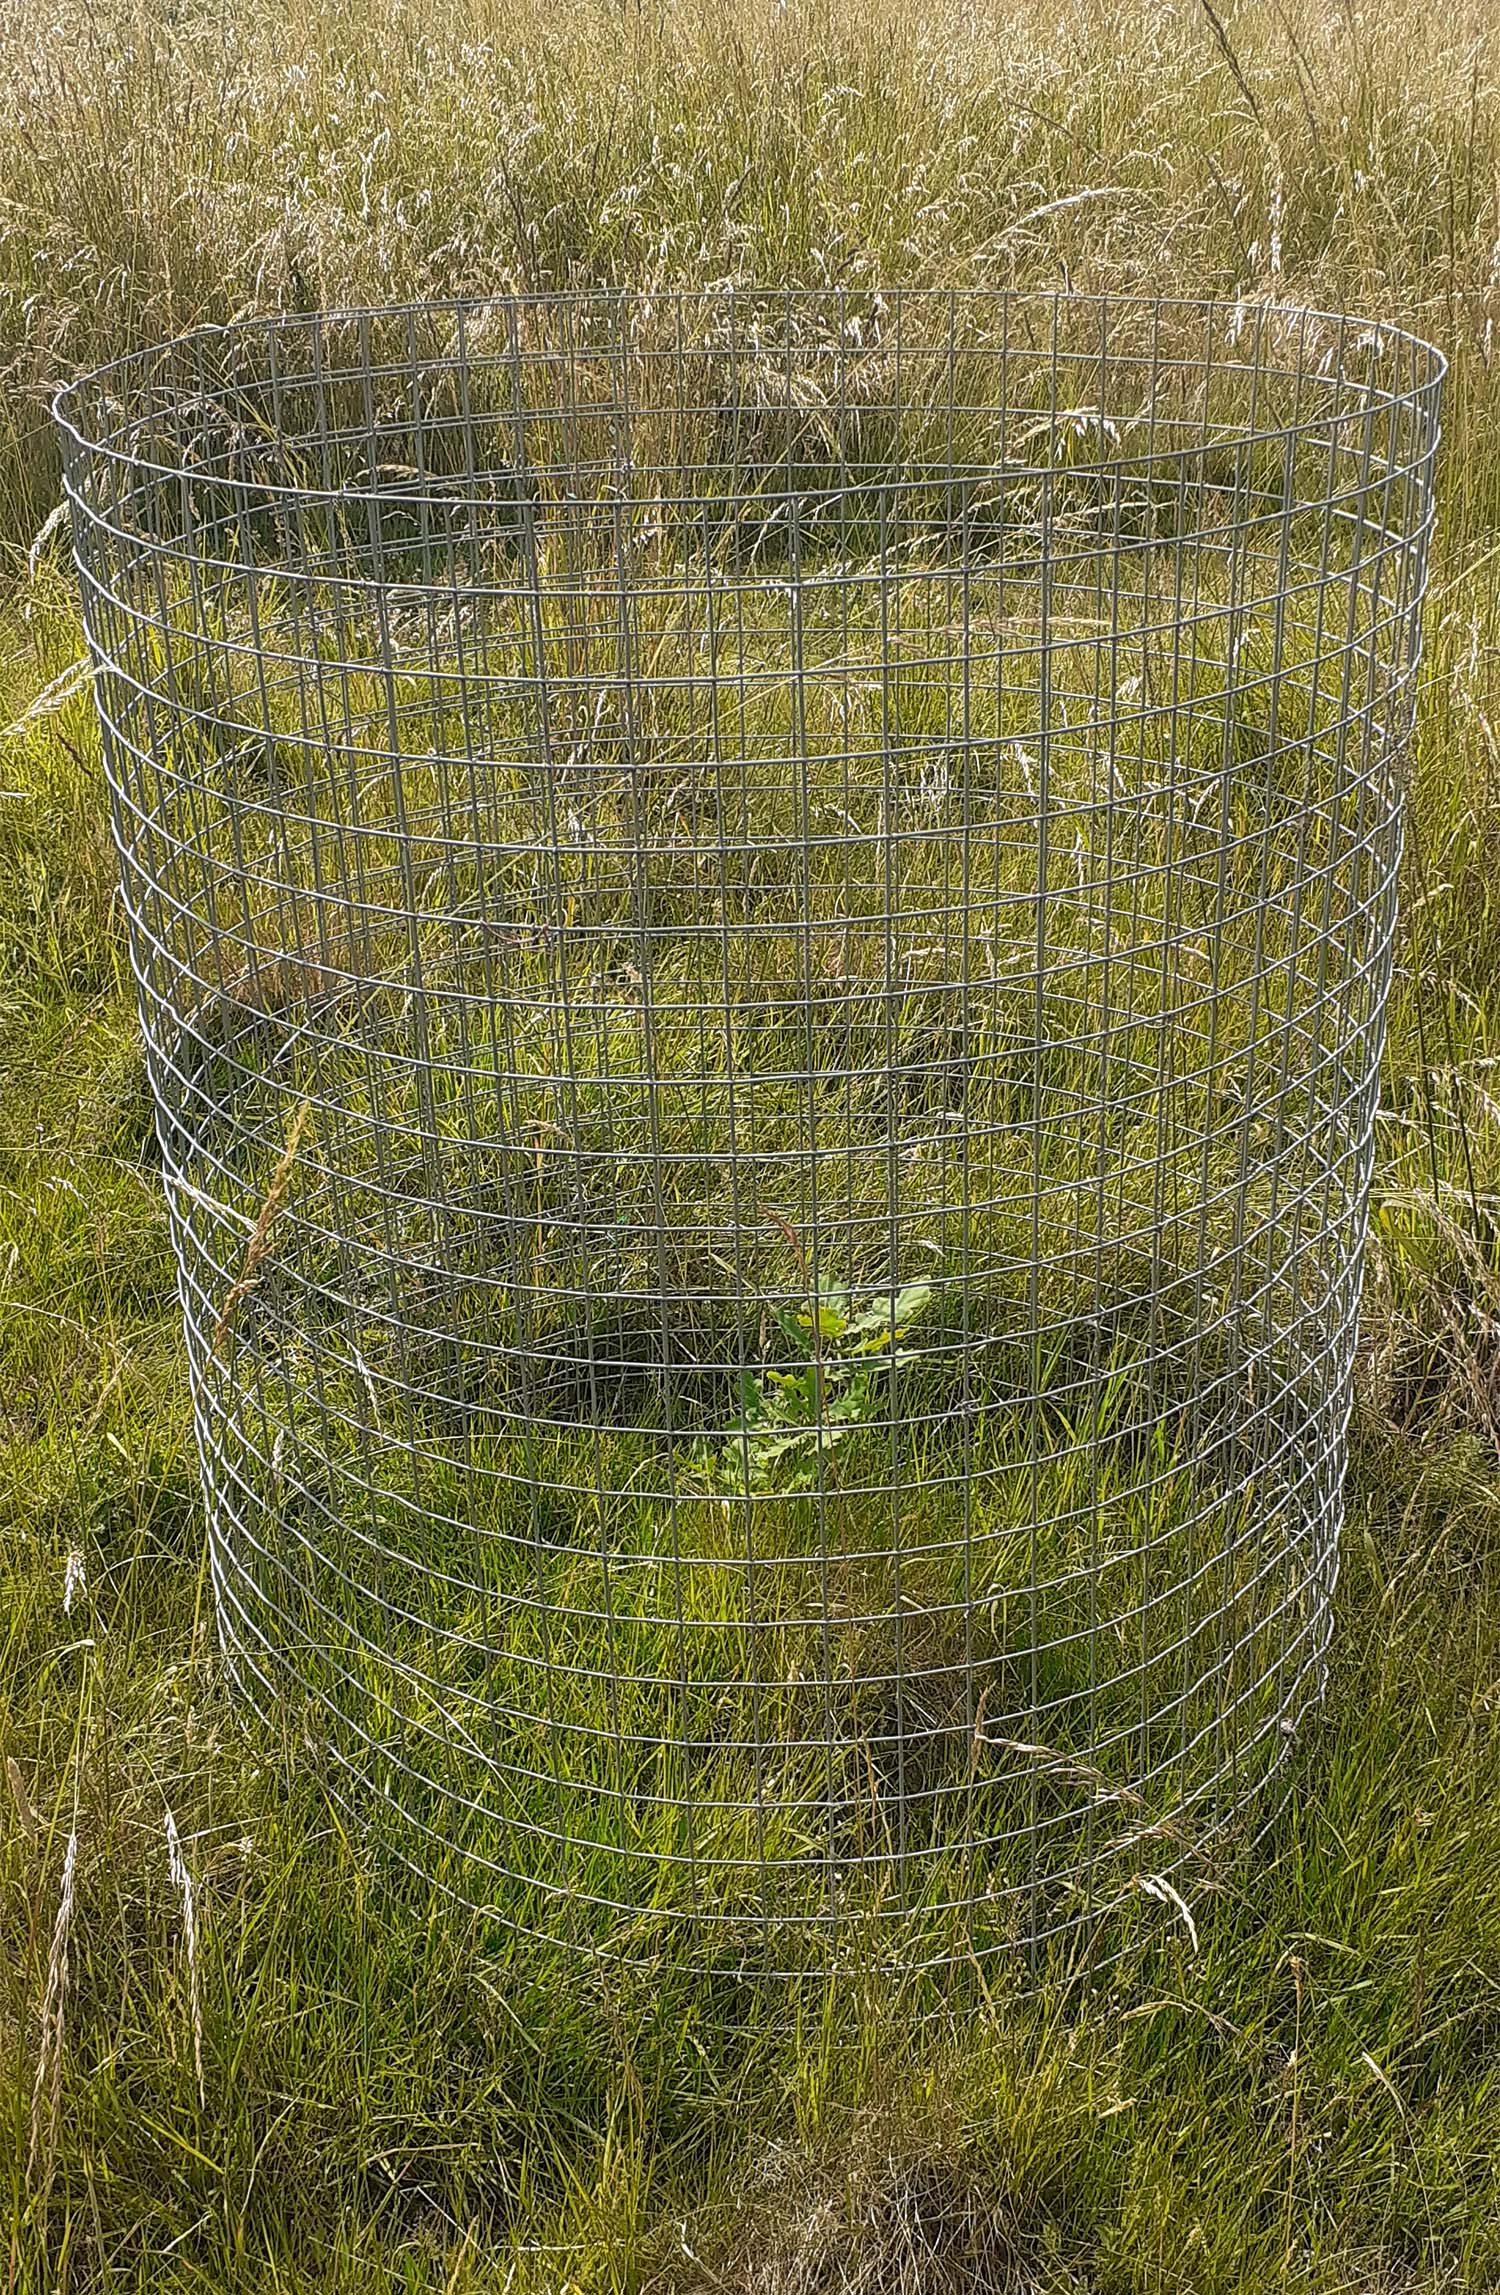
4 0 1500 2288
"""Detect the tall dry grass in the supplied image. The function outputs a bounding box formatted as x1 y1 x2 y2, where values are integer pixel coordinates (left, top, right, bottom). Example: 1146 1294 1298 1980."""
3 2 1500 2287
2 0 1500 539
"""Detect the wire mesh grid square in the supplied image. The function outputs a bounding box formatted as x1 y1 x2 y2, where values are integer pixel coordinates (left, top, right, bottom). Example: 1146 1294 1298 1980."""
55 288 1444 1975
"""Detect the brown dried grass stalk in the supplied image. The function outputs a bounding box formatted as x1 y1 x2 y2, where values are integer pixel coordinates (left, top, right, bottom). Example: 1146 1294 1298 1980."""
211 1097 312 1353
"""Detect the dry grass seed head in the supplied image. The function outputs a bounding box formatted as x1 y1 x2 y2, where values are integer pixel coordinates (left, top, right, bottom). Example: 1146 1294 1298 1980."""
27 1829 78 2198
164 1806 205 2106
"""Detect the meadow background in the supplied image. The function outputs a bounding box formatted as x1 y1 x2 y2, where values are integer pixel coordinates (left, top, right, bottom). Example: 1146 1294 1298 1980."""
2 0 1500 2286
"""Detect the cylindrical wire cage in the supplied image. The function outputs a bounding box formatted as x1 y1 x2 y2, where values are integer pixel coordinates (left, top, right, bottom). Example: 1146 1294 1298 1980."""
57 290 1443 1974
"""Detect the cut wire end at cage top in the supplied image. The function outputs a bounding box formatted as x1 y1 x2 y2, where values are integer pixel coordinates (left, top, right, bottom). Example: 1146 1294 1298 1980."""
55 290 1444 1975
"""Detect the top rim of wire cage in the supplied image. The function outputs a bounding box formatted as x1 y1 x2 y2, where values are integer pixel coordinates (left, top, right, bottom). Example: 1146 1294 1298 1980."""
52 286 1446 506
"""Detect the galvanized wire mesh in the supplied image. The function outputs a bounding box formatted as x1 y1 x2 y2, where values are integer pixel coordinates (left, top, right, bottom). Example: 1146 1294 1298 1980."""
57 290 1443 1974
